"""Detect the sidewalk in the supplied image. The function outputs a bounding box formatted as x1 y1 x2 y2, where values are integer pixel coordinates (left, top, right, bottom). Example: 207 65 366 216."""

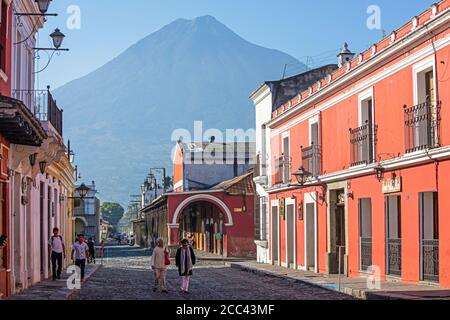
229 261 450 300
7 264 101 300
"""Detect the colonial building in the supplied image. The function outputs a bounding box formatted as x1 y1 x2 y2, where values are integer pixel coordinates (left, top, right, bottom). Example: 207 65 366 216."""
252 0 450 287
251 65 338 263
74 182 101 244
140 140 256 257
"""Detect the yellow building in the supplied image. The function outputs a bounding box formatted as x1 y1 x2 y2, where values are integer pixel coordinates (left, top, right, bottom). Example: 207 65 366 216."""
47 155 75 267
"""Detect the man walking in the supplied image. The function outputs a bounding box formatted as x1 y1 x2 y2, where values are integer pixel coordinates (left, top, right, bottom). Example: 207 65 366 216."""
150 238 169 293
48 228 66 281
71 234 89 282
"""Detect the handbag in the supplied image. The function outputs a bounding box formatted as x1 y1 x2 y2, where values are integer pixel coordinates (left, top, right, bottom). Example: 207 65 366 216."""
164 250 171 266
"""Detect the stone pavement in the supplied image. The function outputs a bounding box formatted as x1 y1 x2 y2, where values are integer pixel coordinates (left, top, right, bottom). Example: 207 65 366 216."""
8 264 100 300
228 261 450 300
71 246 353 300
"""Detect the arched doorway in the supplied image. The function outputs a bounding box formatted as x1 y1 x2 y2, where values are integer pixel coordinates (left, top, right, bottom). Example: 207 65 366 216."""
74 217 87 239
179 201 225 256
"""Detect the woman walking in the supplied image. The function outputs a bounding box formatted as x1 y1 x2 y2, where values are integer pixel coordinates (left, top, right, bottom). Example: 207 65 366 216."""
151 238 169 293
176 239 196 294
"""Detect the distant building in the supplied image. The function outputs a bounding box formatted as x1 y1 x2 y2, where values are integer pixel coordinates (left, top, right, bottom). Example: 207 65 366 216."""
173 139 255 192
250 65 338 263
140 140 257 258
74 182 101 244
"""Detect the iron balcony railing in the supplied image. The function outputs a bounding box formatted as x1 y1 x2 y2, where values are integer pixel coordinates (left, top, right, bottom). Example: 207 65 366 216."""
404 101 441 154
274 155 291 185
422 239 439 282
387 238 402 277
12 87 63 136
301 143 322 177
254 153 268 178
360 237 373 271
350 121 377 167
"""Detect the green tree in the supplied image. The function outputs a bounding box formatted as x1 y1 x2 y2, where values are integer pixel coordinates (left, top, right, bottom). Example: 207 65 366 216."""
101 202 125 228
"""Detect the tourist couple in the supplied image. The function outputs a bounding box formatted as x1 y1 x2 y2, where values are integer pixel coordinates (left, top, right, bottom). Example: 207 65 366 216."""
150 238 196 294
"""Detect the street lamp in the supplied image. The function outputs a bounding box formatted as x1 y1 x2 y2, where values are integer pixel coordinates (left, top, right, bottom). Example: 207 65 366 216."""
375 164 385 182
15 0 57 17
50 28 65 49
39 161 47 175
36 0 52 14
293 166 312 186
77 183 90 199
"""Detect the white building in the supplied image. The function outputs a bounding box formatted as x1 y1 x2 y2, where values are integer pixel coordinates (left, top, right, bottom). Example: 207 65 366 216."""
7 0 74 293
250 66 338 264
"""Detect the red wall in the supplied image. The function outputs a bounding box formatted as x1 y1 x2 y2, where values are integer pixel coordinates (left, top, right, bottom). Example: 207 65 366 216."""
167 192 256 257
266 10 450 287
0 4 12 96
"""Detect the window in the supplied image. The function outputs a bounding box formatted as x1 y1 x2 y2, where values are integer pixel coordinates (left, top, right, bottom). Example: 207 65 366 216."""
303 118 321 176
0 1 7 72
282 134 290 184
0 182 6 269
420 192 439 282
351 89 376 166
406 58 440 153
359 198 372 271
386 195 402 276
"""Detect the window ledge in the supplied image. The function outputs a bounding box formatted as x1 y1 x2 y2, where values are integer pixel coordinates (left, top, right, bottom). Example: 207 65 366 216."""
0 69 8 83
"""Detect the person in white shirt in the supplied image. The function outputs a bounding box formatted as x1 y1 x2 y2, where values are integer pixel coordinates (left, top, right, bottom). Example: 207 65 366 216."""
48 228 65 281
71 234 89 281
150 238 169 293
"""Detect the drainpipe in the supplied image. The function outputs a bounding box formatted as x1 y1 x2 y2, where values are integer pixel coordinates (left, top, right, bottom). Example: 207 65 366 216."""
8 169 15 295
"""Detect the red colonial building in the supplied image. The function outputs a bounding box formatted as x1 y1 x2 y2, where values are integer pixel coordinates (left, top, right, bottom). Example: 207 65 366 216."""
253 1 450 287
138 141 256 257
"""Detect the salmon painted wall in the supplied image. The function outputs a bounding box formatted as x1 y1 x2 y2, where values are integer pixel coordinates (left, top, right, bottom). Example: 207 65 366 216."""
270 29 450 176
173 144 184 192
0 4 12 96
167 192 255 257
0 136 10 297
347 161 450 285
438 160 450 287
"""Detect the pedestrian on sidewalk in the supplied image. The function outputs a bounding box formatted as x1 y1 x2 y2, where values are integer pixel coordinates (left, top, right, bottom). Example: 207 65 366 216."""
150 238 169 293
87 237 96 264
48 228 66 281
176 239 196 294
71 234 89 282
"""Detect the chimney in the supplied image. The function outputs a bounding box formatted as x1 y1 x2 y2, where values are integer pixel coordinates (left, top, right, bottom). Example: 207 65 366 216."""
337 43 355 68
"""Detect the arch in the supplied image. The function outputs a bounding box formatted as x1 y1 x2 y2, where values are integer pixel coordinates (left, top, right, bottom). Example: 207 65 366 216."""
170 194 233 228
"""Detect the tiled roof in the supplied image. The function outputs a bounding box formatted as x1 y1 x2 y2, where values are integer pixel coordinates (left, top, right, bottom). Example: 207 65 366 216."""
212 170 255 195
271 0 449 120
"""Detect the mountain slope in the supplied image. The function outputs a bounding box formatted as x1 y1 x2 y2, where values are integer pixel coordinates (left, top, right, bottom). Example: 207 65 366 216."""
54 15 304 206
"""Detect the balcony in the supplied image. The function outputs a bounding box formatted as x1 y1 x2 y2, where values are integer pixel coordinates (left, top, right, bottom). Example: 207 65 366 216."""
274 155 291 185
301 143 321 177
404 101 441 154
12 87 63 137
350 121 377 167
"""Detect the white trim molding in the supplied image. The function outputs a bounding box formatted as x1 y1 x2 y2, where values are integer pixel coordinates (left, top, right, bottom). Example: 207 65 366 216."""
171 194 234 227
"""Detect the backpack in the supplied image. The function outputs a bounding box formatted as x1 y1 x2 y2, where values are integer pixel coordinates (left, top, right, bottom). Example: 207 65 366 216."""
51 236 63 246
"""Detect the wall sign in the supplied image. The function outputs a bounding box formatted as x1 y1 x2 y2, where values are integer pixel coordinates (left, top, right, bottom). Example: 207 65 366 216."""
279 198 286 220
382 177 402 194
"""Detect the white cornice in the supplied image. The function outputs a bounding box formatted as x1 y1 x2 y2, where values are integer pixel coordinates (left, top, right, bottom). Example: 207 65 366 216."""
267 146 450 194
270 33 450 136
266 9 450 130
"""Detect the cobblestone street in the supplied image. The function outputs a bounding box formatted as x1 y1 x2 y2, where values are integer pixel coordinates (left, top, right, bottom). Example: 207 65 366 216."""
71 246 353 300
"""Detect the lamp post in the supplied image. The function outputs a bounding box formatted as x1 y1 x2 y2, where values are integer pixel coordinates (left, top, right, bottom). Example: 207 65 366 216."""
15 0 57 17
150 168 167 193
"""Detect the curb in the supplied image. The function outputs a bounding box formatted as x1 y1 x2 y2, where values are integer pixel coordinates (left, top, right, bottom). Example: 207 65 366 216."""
66 265 102 300
229 262 360 299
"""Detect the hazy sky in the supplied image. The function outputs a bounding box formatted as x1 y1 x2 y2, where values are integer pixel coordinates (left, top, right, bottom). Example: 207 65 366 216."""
36 0 434 89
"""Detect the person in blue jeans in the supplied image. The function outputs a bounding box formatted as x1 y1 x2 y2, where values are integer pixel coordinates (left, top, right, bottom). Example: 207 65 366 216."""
71 234 89 281
48 228 66 281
